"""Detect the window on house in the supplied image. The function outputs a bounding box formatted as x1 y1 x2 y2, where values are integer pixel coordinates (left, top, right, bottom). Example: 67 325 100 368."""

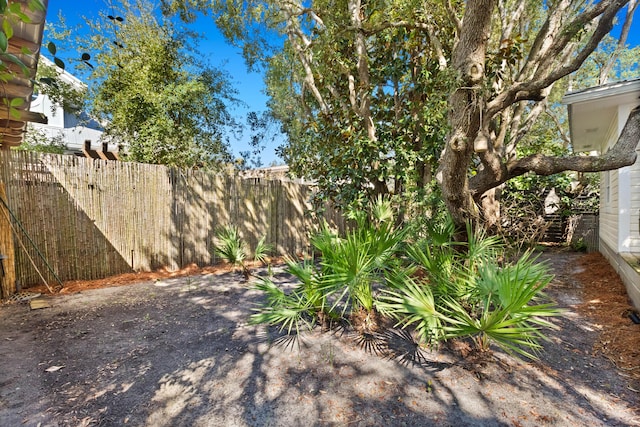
102 142 108 152
84 140 92 151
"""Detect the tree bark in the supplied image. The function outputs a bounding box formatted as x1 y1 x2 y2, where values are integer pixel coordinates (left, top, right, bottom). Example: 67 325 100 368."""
480 187 501 229
439 0 630 231
438 0 496 229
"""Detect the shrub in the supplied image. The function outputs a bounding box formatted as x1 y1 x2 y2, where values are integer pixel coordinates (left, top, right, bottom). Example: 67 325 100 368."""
251 205 562 360
379 223 562 359
213 226 273 277
213 226 247 268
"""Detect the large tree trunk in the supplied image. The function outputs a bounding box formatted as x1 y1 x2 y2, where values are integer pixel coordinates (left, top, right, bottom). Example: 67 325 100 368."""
480 187 501 230
437 0 496 231
437 0 632 233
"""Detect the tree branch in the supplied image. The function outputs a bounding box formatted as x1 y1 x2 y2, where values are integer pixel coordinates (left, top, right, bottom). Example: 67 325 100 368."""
498 0 526 42
446 0 463 37
544 108 572 149
486 0 627 118
470 105 640 196
285 21 329 112
349 0 377 141
599 0 638 84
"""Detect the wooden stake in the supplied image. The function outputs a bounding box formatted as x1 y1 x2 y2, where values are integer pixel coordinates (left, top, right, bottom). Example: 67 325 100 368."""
0 197 55 294
0 183 16 299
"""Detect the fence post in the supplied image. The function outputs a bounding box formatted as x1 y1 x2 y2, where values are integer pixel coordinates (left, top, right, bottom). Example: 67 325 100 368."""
0 183 16 298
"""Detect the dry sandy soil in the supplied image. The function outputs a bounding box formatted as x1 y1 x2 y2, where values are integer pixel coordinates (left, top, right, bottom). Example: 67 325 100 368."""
0 250 639 427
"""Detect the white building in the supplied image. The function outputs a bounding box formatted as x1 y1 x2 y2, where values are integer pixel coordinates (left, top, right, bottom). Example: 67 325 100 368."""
29 57 120 160
563 78 640 309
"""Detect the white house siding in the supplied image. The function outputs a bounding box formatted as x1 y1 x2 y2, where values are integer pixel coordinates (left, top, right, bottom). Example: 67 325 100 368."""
598 108 619 252
28 58 106 155
600 240 640 309
619 166 632 251
30 92 64 128
603 102 640 310
598 103 640 254
628 148 640 252
564 79 640 310
616 104 636 253
600 168 619 252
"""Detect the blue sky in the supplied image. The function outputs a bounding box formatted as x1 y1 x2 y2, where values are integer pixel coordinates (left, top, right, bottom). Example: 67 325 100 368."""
46 0 282 165
46 1 639 165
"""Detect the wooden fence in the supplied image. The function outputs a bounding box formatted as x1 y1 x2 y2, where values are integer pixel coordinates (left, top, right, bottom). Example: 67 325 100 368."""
0 151 338 292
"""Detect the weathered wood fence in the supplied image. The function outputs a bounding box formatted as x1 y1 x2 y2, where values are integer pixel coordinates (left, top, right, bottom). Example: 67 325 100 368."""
0 151 337 291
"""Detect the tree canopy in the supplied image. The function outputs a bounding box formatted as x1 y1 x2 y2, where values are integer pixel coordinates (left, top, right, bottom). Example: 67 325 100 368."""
160 0 639 226
76 0 239 168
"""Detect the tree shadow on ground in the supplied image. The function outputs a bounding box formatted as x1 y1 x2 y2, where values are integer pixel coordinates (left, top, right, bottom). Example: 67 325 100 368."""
0 262 637 427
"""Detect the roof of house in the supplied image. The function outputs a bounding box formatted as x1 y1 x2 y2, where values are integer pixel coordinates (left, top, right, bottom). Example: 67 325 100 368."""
562 78 640 153
38 55 87 88
563 78 640 104
0 0 49 150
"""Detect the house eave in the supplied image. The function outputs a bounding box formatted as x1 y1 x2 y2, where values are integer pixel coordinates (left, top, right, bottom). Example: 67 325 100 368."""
562 79 640 153
0 0 49 150
562 79 640 105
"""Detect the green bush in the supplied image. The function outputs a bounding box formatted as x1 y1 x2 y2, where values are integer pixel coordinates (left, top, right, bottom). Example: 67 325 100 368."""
213 226 273 277
251 203 562 360
213 226 247 268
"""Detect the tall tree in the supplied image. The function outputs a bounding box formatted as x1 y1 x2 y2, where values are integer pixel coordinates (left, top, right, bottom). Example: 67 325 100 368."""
269 13 452 209
163 0 640 226
441 0 638 229
164 0 454 211
81 0 238 168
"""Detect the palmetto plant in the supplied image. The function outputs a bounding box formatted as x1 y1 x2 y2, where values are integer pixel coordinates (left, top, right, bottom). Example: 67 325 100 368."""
252 197 405 335
440 252 561 359
380 221 562 359
249 256 335 334
254 235 274 265
213 226 247 269
377 271 445 346
214 226 274 278
313 197 406 332
250 202 561 360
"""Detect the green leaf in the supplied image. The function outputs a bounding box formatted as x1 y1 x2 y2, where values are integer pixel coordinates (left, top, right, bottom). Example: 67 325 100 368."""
47 41 56 56
10 97 24 107
0 32 7 52
16 11 30 23
53 57 65 70
28 0 46 12
8 2 20 13
213 226 247 267
0 72 13 83
81 53 91 61
9 106 20 119
3 20 13 40
2 53 28 76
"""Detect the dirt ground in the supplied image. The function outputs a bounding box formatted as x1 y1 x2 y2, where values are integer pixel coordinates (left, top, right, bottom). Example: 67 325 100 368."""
0 250 639 427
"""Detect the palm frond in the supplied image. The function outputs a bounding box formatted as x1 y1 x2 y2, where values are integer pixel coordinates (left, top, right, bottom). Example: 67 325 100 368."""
254 235 274 264
213 225 247 267
370 195 394 225
378 274 444 346
250 278 317 335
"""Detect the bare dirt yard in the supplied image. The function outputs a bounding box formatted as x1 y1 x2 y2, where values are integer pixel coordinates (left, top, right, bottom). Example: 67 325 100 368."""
0 250 639 427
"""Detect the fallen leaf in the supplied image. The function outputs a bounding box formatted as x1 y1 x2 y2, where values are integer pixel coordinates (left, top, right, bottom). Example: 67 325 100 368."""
45 365 64 372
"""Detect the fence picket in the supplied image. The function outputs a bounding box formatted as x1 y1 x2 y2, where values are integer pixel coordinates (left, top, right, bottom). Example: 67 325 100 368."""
0 152 333 289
